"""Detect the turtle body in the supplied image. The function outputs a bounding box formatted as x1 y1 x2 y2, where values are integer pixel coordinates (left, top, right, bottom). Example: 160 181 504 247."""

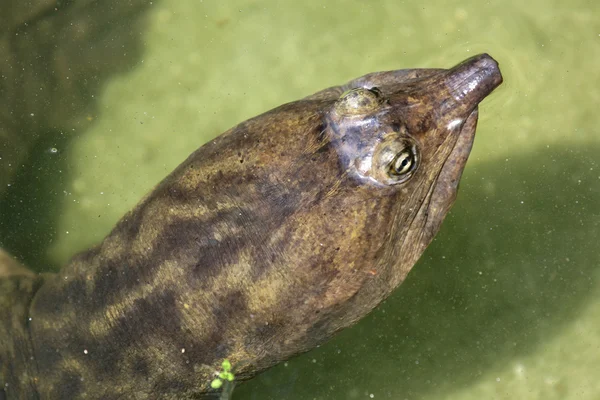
0 0 153 196
0 54 502 399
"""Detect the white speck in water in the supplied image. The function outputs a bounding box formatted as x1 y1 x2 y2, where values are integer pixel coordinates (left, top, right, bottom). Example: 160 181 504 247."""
514 363 525 377
181 348 185 353
369 394 375 398
544 376 558 385
83 349 88 355
496 377 501 382
312 359 317 363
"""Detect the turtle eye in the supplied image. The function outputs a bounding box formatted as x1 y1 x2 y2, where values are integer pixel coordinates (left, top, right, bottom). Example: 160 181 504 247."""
389 147 417 178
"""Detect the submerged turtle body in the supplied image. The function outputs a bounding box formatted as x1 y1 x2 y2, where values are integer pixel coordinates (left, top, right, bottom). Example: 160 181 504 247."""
0 54 502 399
0 0 152 196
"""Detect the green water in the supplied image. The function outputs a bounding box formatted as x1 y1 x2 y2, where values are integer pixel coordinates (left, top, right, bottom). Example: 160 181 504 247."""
2 0 599 399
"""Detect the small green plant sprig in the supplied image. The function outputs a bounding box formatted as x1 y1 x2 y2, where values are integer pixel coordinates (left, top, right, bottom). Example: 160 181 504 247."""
210 359 235 389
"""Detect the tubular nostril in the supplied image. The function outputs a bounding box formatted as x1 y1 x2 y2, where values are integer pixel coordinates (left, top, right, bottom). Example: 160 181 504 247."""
446 54 503 102
431 54 503 120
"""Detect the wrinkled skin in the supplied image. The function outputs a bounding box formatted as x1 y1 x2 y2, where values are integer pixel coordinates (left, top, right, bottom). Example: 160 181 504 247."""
0 54 502 399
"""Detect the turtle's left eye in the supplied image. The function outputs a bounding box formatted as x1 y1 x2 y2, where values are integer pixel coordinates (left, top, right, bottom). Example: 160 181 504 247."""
389 147 417 178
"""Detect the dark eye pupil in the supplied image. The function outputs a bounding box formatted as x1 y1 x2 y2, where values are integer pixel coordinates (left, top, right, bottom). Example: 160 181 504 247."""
390 150 416 178
396 153 412 172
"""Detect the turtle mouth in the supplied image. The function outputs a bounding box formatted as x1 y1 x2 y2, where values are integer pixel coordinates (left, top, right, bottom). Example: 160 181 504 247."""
443 106 479 194
417 105 479 241
447 107 479 184
427 53 503 210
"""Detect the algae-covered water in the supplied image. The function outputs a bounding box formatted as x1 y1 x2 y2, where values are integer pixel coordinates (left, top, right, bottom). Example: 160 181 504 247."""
2 0 599 399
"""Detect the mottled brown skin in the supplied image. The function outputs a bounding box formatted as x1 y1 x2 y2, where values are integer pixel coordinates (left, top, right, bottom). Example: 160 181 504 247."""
0 54 502 399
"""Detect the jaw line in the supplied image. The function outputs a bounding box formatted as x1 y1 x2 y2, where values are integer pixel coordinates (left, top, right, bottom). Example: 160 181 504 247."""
369 108 480 287
420 107 479 240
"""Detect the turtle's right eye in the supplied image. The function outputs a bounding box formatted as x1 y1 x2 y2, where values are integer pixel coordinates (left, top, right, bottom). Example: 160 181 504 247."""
389 147 417 178
334 87 382 116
